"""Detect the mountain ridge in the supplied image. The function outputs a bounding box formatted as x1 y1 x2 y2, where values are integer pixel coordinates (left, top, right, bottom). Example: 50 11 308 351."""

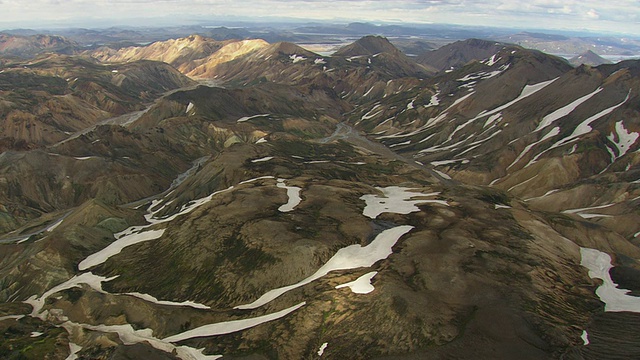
0 33 639 360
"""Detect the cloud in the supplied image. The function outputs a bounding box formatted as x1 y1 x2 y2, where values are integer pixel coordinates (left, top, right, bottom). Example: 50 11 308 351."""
586 8 599 19
0 0 637 35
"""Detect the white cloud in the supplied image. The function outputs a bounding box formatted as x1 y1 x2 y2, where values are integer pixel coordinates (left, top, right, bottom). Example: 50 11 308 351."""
586 8 599 19
0 0 637 35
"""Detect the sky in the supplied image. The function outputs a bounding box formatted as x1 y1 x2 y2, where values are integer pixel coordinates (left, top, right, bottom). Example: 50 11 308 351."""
0 0 638 36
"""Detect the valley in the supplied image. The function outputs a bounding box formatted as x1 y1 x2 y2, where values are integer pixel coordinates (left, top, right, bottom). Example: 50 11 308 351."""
0 29 639 360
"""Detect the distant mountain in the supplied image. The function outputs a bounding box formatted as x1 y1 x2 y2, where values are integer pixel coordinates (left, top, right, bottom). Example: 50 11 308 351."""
332 35 436 76
390 39 437 57
415 38 509 72
497 31 640 57
569 50 612 67
0 33 78 58
209 36 433 106
334 35 404 57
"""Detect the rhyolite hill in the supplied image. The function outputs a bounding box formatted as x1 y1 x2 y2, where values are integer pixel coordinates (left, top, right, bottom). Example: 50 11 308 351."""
0 34 639 360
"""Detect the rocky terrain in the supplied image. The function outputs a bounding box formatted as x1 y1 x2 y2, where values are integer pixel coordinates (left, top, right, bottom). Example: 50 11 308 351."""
0 33 639 360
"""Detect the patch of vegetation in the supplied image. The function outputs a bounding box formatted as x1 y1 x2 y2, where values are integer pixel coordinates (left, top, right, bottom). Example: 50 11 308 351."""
475 188 511 205
541 212 577 228
391 296 409 316
62 288 83 303
221 234 279 272
0 327 65 360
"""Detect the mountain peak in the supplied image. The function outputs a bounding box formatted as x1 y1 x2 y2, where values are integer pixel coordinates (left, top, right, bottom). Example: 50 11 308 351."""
569 50 612 67
333 35 400 57
266 41 314 56
415 38 507 72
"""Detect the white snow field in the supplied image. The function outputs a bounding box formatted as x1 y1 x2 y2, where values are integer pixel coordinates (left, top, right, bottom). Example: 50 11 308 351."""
236 114 270 123
164 302 306 342
534 87 603 132
125 292 210 310
234 226 413 309
335 271 378 294
607 120 639 160
277 178 302 212
580 247 640 312
78 229 165 270
361 186 448 219
24 272 117 319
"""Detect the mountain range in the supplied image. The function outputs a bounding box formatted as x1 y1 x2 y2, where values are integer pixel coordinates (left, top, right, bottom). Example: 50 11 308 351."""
0 32 639 360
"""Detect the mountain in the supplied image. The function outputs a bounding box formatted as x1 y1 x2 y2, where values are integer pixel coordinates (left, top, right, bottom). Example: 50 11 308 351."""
333 35 437 75
334 35 403 57
415 38 510 72
390 39 437 57
496 31 640 57
1 34 639 360
569 50 612 67
89 35 230 73
350 45 640 242
0 33 78 58
0 54 195 149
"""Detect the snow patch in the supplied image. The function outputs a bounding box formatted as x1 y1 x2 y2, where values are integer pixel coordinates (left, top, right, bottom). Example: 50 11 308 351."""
290 54 306 63
483 54 501 66
507 174 539 192
433 169 452 180
581 330 589 346
78 229 166 270
507 126 560 170
469 78 558 125
430 158 469 166
251 156 274 163
234 226 413 309
186 102 194 114
607 120 638 160
533 91 631 163
562 203 615 218
361 186 447 219
46 217 65 232
277 178 302 212
580 247 640 312
535 87 603 132
360 106 383 122
336 271 377 294
125 292 210 310
318 342 328 356
425 93 440 108
24 272 117 319
363 86 375 97
175 346 222 360
65 342 82 360
236 114 270 123
166 302 306 341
